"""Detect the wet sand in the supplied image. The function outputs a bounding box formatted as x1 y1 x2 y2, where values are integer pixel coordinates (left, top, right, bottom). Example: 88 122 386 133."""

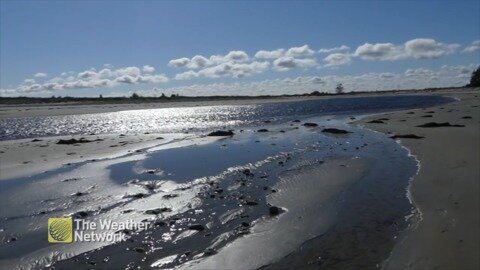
0 133 191 180
359 90 480 270
0 89 477 269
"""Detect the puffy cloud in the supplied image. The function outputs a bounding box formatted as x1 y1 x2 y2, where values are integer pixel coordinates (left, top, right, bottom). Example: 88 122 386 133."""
355 38 459 61
175 70 199 80
318 45 350 53
463 40 480 53
404 38 459 59
4 65 169 94
168 57 190 68
142 65 155 73
34 72 47 78
405 68 435 77
355 43 404 60
113 65 472 98
168 51 250 70
285 45 314 57
188 55 210 69
224 50 249 62
273 57 317 71
254 49 285 59
323 53 351 67
176 61 270 79
379 73 396 79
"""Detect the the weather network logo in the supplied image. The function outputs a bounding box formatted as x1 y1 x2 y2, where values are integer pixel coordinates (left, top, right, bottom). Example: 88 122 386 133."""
48 217 73 243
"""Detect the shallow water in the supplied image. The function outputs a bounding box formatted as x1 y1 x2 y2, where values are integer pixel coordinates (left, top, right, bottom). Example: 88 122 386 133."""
0 95 451 141
0 95 452 269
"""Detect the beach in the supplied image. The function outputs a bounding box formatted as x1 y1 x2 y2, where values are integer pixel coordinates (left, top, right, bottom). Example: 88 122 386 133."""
0 89 478 269
359 90 480 270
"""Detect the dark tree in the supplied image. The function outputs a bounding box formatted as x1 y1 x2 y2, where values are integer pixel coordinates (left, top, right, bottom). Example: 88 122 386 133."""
467 66 480 87
130 92 140 99
99 94 103 99
335 83 344 94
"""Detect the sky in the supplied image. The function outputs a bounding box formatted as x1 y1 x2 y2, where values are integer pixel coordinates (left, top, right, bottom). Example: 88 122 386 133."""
0 0 479 97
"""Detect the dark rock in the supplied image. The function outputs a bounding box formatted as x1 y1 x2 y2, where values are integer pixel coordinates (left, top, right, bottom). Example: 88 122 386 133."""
188 224 205 231
322 128 351 134
421 115 433 118
417 122 465 128
269 206 283 216
145 208 172 215
461 116 472 119
245 200 258 206
72 211 89 218
154 220 167 226
207 130 234 136
303 122 318 127
57 138 93 145
367 120 385 124
242 169 253 176
31 139 43 142
257 129 269 132
390 134 425 139
133 247 145 253
292 120 301 123
162 194 178 199
124 193 146 199
203 248 217 256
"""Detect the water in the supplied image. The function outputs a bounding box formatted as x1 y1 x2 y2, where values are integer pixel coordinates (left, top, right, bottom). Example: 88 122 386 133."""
0 95 452 141
0 95 453 269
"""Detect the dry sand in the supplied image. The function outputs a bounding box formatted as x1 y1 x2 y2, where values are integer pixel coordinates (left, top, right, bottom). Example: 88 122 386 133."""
359 90 479 270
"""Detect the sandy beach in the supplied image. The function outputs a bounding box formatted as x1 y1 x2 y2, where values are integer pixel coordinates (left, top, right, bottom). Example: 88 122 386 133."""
0 90 478 269
359 90 479 270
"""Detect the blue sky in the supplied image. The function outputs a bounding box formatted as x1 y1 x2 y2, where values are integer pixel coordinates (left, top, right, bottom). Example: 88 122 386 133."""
1 0 479 97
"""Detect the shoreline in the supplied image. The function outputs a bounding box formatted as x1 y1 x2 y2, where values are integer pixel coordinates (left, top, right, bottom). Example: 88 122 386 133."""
357 90 479 269
0 90 477 269
0 88 470 119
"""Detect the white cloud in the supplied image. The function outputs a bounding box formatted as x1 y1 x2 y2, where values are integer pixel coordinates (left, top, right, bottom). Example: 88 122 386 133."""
168 57 190 68
318 45 350 53
254 49 285 59
273 57 317 71
404 68 435 77
404 38 459 59
3 65 169 94
355 42 404 60
112 65 472 98
142 65 155 73
463 40 480 53
323 53 351 67
176 61 270 79
2 64 474 97
175 70 199 80
285 45 314 57
355 38 459 61
224 50 249 62
168 51 250 70
34 72 47 78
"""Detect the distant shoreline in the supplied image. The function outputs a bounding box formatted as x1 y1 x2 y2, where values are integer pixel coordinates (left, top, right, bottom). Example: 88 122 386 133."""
1 87 477 119
0 86 475 106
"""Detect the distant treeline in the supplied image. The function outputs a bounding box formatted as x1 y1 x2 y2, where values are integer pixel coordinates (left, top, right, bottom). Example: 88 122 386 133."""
0 86 475 105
